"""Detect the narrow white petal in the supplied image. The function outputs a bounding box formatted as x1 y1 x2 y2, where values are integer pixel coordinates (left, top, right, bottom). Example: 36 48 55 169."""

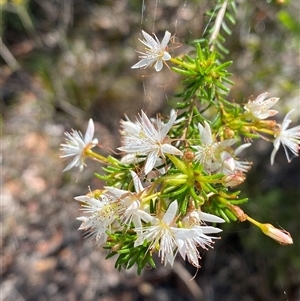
141 30 159 49
160 111 177 138
63 157 80 172
196 225 223 234
75 195 91 202
234 143 251 155
131 58 153 69
130 171 144 193
198 212 225 223
160 30 171 49
144 150 158 174
161 144 183 156
162 201 178 225
155 59 163 72
255 92 269 104
105 186 126 198
84 119 95 144
198 121 213 145
281 109 294 131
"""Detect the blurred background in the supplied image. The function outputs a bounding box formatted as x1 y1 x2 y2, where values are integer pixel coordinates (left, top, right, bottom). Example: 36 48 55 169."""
1 0 299 300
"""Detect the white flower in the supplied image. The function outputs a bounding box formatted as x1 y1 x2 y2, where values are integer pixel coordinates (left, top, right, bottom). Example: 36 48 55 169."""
75 194 119 246
60 119 98 171
193 121 251 174
118 110 183 175
134 201 223 267
131 30 171 72
270 109 300 165
244 92 279 119
134 201 179 267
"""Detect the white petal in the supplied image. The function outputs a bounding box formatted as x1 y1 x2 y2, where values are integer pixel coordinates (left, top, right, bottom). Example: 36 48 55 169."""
141 30 158 49
160 111 177 138
162 51 171 61
84 119 95 144
130 171 144 193
155 59 163 72
131 58 153 69
161 144 183 156
255 92 269 104
160 30 171 49
198 121 213 145
105 186 126 198
281 109 294 131
75 195 91 202
196 225 223 234
234 143 251 155
162 201 178 225
62 157 79 172
144 150 158 174
198 212 225 223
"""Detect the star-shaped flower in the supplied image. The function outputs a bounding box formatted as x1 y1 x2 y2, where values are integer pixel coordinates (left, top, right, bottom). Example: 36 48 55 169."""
134 201 179 267
270 109 300 165
118 110 183 175
60 119 98 172
131 30 172 72
134 201 223 267
244 92 279 120
75 193 119 246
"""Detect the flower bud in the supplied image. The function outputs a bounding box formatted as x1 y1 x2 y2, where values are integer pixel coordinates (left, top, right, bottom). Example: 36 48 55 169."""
223 127 235 139
183 150 195 163
222 171 246 187
261 223 293 245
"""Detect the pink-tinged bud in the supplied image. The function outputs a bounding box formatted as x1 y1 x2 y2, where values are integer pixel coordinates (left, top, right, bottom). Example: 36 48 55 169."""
261 223 293 245
222 171 245 187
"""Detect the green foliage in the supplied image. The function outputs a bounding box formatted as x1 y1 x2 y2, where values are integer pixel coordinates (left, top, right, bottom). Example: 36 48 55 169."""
104 231 156 275
172 43 233 108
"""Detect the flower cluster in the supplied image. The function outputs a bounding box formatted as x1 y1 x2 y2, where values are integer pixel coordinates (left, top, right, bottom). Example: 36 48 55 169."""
75 171 225 268
60 26 298 273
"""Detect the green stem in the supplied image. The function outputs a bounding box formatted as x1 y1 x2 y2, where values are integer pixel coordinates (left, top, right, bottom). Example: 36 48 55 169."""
246 215 262 228
85 149 109 164
170 57 196 70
